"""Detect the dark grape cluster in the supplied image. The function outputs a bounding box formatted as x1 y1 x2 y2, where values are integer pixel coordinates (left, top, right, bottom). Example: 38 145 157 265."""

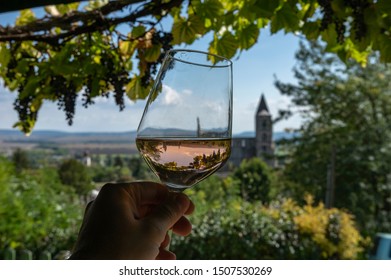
5 58 17 80
102 52 129 111
318 0 346 43
112 73 128 111
50 75 77 126
344 0 369 41
10 49 41 133
318 0 333 31
9 29 175 132
82 76 95 109
13 92 37 133
318 0 369 43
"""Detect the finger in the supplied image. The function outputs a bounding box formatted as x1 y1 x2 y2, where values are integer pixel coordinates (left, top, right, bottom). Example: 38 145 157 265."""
124 181 169 206
155 248 176 260
85 200 95 214
142 193 191 240
172 216 192 236
160 232 171 249
185 199 195 215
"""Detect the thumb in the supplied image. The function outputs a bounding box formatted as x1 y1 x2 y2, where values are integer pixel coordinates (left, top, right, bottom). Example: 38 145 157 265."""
142 193 190 240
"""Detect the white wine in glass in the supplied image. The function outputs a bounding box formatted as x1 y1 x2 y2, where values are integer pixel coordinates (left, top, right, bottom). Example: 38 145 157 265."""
136 49 233 192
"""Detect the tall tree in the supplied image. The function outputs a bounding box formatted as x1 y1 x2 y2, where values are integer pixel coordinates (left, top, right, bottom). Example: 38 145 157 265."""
12 148 30 172
58 158 94 198
275 40 391 235
232 157 273 203
0 0 391 134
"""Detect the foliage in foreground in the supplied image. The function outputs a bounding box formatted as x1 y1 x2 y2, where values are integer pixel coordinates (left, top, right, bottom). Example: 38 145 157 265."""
173 176 366 260
0 153 368 259
0 156 83 258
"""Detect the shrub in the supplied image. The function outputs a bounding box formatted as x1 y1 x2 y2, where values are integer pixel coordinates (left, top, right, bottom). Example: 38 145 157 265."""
231 157 274 203
0 157 83 257
172 193 365 259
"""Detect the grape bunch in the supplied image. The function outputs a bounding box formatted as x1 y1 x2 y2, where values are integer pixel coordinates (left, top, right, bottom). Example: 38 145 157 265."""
318 0 370 43
343 0 369 41
318 0 346 43
8 29 175 133
50 75 77 126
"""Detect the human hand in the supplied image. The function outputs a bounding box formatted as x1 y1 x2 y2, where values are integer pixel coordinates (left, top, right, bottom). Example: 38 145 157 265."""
69 181 194 260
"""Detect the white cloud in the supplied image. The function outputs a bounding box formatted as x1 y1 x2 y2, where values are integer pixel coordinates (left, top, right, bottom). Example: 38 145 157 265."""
161 85 182 105
205 101 223 114
182 89 192 96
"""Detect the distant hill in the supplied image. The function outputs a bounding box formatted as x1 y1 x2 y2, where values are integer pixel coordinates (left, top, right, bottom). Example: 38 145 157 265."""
234 131 300 141
0 129 299 144
0 129 137 143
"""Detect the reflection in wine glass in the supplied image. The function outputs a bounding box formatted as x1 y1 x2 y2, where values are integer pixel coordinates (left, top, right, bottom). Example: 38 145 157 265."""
136 49 233 192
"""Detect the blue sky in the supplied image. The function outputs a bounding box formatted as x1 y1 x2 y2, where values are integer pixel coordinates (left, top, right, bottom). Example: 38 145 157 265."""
0 9 302 134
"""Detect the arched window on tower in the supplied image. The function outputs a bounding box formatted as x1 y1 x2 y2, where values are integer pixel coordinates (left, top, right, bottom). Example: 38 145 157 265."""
262 120 268 129
262 133 267 142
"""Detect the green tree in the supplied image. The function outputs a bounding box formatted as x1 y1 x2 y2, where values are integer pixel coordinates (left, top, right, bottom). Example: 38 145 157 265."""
113 155 124 168
127 156 154 179
11 148 30 172
58 158 94 198
275 41 391 235
1 0 391 134
232 157 273 203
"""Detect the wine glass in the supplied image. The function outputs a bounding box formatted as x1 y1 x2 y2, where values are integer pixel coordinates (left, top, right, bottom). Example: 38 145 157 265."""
136 49 233 193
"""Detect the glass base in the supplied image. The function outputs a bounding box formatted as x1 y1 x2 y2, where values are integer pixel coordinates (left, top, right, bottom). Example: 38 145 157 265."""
165 183 189 193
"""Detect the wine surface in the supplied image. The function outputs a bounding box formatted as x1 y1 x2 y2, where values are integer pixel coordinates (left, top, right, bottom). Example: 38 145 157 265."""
136 138 231 190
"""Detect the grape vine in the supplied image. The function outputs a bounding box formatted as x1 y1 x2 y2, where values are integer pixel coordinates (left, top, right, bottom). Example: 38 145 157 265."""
318 0 370 43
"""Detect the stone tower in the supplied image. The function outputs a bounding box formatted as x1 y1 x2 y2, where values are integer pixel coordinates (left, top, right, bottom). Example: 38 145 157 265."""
255 94 273 160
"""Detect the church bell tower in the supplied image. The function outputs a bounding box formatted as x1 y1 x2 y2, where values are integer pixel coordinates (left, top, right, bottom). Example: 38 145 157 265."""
255 94 273 161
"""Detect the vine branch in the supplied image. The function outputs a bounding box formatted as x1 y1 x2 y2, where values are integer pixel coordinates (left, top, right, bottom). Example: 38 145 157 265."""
0 0 183 45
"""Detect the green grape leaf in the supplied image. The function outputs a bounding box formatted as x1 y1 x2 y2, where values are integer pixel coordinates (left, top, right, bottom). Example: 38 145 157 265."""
0 44 11 71
55 3 80 15
131 26 146 38
209 32 238 61
19 77 40 99
119 40 137 58
50 62 75 76
321 24 338 48
13 116 36 136
378 0 391 11
196 0 224 19
126 76 151 100
331 0 347 18
172 15 206 45
90 76 101 97
15 59 29 75
302 21 321 40
270 5 300 34
15 9 36 26
237 23 260 50
253 0 281 18
30 97 43 114
342 39 370 66
144 44 162 62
